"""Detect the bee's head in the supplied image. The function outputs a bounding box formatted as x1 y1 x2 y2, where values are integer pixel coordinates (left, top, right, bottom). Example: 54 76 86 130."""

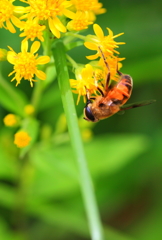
83 99 100 122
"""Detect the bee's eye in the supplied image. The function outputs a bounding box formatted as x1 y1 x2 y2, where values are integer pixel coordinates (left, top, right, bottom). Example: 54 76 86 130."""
84 106 95 122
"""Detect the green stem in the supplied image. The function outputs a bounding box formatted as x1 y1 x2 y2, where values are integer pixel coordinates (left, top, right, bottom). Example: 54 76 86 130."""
52 40 104 240
31 29 51 111
66 54 79 69
65 32 86 40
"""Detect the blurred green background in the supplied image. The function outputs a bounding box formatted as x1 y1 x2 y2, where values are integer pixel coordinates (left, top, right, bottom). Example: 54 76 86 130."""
0 0 162 240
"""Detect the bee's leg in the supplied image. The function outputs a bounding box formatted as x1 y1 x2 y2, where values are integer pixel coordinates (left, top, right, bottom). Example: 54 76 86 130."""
84 86 96 105
97 87 104 96
98 46 110 92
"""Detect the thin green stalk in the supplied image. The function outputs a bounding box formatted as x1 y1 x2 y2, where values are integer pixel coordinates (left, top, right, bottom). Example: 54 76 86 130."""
65 32 86 40
52 40 104 240
31 28 51 111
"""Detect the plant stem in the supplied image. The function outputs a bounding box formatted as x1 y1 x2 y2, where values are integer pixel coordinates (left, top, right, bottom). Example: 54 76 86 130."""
31 28 51 112
52 40 104 240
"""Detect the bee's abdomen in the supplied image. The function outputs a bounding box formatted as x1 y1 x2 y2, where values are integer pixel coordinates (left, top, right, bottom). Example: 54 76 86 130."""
108 75 133 106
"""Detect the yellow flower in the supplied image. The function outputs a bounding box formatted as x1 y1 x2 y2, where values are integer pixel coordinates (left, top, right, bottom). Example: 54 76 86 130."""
0 0 24 33
3 114 19 127
0 48 7 61
84 24 125 60
71 0 106 21
20 0 75 38
98 56 125 82
14 131 31 148
19 18 46 42
67 11 93 31
24 104 35 115
70 64 97 104
7 41 50 87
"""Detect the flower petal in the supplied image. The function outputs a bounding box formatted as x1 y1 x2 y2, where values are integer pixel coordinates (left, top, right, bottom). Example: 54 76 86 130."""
35 70 46 80
21 40 28 52
84 42 97 50
63 9 76 19
7 51 17 64
11 15 24 28
53 16 66 32
93 24 104 39
36 56 50 64
86 54 99 60
30 41 40 54
48 17 60 38
6 20 16 33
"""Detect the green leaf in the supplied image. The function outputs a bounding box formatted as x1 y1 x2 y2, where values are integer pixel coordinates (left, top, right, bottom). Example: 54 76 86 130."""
65 41 84 51
0 184 15 209
38 84 61 112
29 134 150 199
0 74 27 116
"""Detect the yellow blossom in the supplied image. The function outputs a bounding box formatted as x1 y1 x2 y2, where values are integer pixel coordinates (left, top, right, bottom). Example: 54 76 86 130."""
14 131 31 148
71 0 106 21
0 48 7 61
70 64 97 104
24 104 35 115
98 56 125 82
20 0 75 38
19 19 46 42
3 114 19 127
7 41 50 87
84 24 125 60
0 0 24 33
67 11 93 31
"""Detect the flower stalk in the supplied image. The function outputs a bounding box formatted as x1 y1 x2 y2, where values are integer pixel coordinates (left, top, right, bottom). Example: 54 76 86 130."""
52 40 104 240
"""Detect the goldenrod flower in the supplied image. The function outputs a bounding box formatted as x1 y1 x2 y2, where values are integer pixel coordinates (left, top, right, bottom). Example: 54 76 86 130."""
24 104 35 115
0 0 24 33
98 56 125 82
71 0 106 21
70 64 97 104
84 24 125 60
20 0 75 38
7 41 50 87
67 11 93 31
14 131 31 148
19 19 46 42
0 48 7 61
3 114 19 127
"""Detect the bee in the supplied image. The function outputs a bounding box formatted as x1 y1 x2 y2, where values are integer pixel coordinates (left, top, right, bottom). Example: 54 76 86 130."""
84 48 155 122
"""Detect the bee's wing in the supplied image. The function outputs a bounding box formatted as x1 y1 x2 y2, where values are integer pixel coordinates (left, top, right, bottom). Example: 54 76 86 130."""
119 99 156 111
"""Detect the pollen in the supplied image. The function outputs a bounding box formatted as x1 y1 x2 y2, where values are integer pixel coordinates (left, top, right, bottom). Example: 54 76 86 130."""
71 0 106 15
0 0 24 33
14 131 31 148
3 114 18 127
70 64 97 104
84 24 125 60
20 19 46 42
21 0 75 38
67 11 93 31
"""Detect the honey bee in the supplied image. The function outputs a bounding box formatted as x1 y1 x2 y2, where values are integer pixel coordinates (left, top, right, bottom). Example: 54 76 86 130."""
84 48 155 122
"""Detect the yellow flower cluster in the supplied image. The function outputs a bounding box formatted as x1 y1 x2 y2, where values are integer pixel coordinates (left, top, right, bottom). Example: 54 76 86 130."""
3 105 35 148
14 131 31 148
70 24 125 103
1 0 105 40
7 41 50 87
0 0 106 87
